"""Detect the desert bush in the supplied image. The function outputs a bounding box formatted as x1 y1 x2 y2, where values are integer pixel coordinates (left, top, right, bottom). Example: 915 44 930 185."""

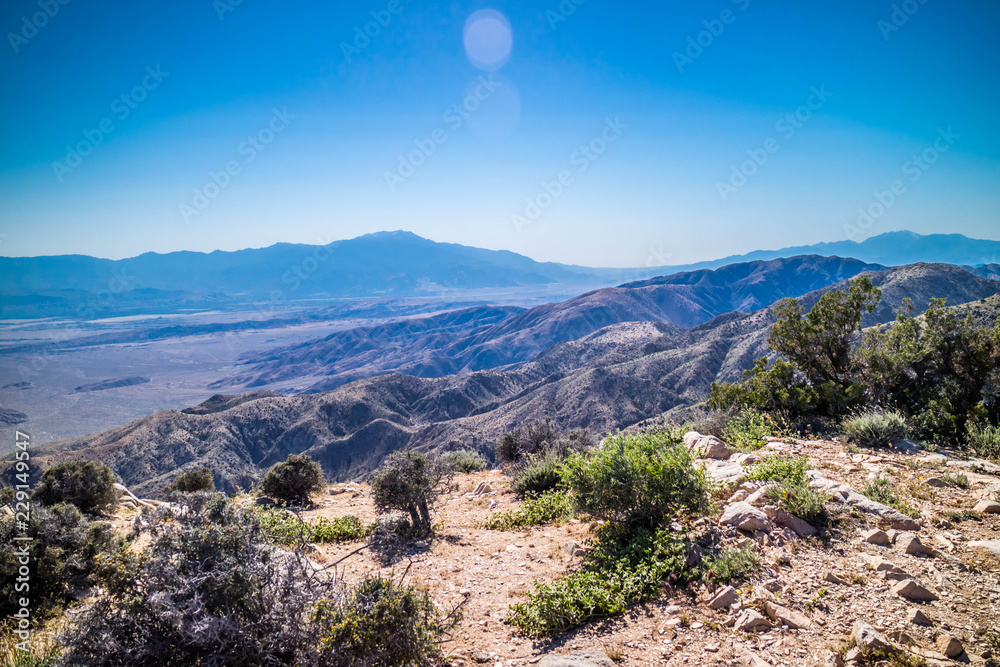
34 461 117 514
440 449 487 473
939 472 970 489
56 494 342 666
510 450 565 497
862 477 918 518
482 490 574 531
721 410 774 452
969 422 1000 460
563 431 710 527
313 574 456 666
260 454 324 504
163 467 214 494
506 524 695 637
765 481 829 524
259 510 372 545
496 420 594 464
703 542 762 585
842 409 908 448
371 451 455 535
744 455 809 485
0 503 119 621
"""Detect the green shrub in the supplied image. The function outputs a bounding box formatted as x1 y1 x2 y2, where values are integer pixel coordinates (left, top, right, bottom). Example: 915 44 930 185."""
703 542 762 585
163 467 214 494
371 452 455 535
0 503 119 621
506 525 695 637
259 510 372 544
482 490 574 531
843 409 909 448
938 472 970 489
563 431 710 527
862 477 918 518
510 450 565 498
314 574 453 666
969 422 1000 460
34 461 117 514
260 454 324 504
765 481 829 524
745 456 809 485
440 449 487 473
721 411 773 452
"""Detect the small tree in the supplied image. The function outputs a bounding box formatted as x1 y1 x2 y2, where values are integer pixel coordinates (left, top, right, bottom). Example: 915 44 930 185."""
35 460 118 514
163 467 215 494
371 452 455 535
260 454 324 504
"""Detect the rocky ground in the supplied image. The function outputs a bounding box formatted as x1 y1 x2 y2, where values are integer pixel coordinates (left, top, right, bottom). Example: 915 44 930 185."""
291 436 1000 667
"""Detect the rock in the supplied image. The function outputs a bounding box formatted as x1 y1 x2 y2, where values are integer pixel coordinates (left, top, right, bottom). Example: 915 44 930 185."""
908 608 933 626
327 487 347 495
538 650 616 667
863 554 904 573
254 496 276 508
563 541 588 557
852 621 894 654
708 585 739 609
824 651 845 667
863 529 891 545
471 652 492 664
729 489 749 503
762 505 818 537
823 571 848 585
720 502 774 532
947 458 1000 475
933 534 955 552
763 601 812 629
975 500 1000 514
937 635 964 659
896 532 931 556
808 472 920 531
735 608 772 633
891 579 939 602
466 481 494 498
731 453 759 466
925 477 949 488
969 539 1000 556
745 485 777 507
741 651 773 667
505 544 519 553
704 459 749 485
684 431 733 459
843 647 862 663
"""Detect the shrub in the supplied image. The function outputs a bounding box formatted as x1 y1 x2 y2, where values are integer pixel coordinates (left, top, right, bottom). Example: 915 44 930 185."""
843 409 909 448
765 481 829 525
313 574 455 666
0 503 119 621
939 472 970 489
260 454 324 504
496 420 594 464
56 494 341 666
506 525 695 637
259 510 372 544
510 450 565 497
163 467 214 494
721 410 773 452
703 542 762 585
440 449 487 473
969 422 1000 460
34 461 117 514
745 456 809 485
862 477 918 518
371 452 455 535
563 431 710 527
482 490 574 531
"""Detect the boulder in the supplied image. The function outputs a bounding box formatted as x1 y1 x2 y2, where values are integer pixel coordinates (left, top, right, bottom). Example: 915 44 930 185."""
852 621 894 654
975 500 1000 515
763 601 812 629
538 651 616 667
969 539 1000 556
704 460 749 485
863 529 891 545
762 505 817 537
808 472 920 530
735 608 772 633
936 635 964 659
896 532 931 556
720 502 774 532
708 585 739 609
741 651 773 667
746 485 777 507
908 608 933 626
684 431 733 460
891 579 939 602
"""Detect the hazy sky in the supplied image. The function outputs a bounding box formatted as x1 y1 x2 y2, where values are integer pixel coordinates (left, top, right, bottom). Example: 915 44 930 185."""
1 0 998 266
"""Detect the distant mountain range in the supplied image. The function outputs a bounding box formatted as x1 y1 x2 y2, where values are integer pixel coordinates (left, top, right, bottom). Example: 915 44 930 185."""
21 262 999 495
1 230 998 319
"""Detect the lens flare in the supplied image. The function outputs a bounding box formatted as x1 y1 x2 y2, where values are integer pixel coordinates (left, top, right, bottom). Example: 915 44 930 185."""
463 9 512 71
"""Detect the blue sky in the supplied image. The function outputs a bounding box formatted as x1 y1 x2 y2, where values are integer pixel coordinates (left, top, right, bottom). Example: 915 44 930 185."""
1 0 998 267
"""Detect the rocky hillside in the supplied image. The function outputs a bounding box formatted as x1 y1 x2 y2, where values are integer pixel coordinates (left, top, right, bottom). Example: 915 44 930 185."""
15 264 997 496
